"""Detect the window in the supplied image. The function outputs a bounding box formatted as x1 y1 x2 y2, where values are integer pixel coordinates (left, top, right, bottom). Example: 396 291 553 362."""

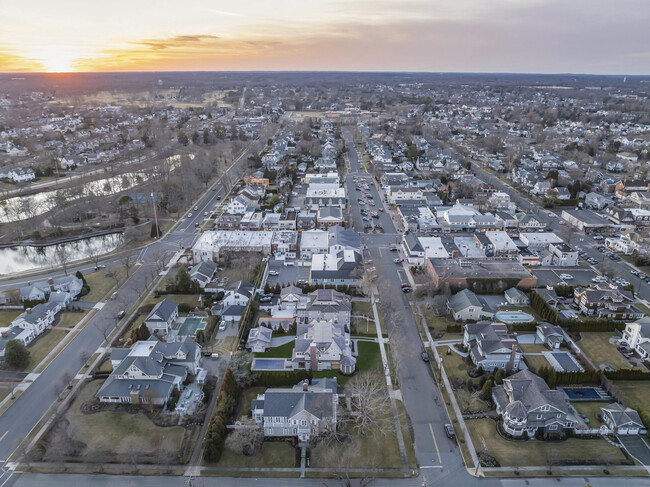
302 420 307 426
549 424 558 430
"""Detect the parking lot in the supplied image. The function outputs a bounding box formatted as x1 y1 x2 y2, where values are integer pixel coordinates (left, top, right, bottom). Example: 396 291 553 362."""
266 258 310 286
532 267 598 287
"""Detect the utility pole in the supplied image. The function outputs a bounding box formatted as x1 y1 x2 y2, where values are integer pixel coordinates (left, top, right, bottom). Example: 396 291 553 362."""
151 192 160 239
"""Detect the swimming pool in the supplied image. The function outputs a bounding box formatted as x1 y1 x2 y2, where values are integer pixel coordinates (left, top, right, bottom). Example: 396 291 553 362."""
495 311 535 323
177 317 207 337
252 358 291 371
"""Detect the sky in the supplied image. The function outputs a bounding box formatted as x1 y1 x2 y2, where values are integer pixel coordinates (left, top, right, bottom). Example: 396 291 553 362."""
0 0 648 74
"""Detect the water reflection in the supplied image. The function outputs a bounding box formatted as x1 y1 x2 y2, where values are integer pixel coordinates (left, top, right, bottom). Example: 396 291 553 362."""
0 232 123 275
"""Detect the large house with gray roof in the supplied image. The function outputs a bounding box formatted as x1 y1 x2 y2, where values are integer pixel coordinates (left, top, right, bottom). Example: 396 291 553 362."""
464 321 521 372
622 317 650 359
305 289 351 324
251 378 339 441
291 319 356 374
144 298 179 335
493 369 577 437
448 289 494 322
20 275 83 302
97 337 200 406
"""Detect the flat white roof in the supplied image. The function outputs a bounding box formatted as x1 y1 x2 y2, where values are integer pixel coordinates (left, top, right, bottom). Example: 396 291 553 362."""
485 230 517 250
419 237 449 258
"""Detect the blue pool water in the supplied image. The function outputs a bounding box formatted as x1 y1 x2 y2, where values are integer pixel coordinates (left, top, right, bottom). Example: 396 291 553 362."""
252 358 288 371
495 311 535 323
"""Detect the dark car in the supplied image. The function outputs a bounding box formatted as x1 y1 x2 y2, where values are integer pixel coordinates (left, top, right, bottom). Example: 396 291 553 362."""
421 352 429 362
402 287 412 294
444 424 455 439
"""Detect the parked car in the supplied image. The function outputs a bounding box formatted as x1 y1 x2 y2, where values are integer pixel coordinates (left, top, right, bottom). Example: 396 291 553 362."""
444 424 456 439
219 321 227 331
421 352 429 362
268 270 279 276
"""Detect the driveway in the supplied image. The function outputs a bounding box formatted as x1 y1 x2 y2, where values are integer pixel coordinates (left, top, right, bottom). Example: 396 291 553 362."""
618 435 650 465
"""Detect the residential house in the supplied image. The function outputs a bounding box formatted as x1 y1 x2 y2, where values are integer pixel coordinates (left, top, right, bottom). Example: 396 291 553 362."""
622 317 650 359
549 243 578 267
300 230 329 259
20 275 83 302
317 206 344 229
310 250 361 287
305 289 351 324
292 319 356 373
504 288 529 305
536 323 565 349
96 338 200 405
573 285 644 321
144 298 179 335
222 280 254 307
463 321 521 372
189 260 218 288
251 378 338 441
601 403 645 435
492 369 576 437
246 326 273 353
448 289 494 322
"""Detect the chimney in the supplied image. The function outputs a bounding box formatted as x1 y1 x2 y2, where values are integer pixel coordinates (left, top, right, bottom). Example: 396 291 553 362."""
26 308 32 314
506 344 517 373
48 277 55 292
302 380 309 392
310 345 318 372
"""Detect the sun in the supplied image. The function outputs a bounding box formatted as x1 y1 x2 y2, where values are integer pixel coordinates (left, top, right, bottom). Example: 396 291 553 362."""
24 46 78 72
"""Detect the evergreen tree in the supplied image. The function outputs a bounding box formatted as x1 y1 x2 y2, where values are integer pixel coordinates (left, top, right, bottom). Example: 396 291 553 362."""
480 379 493 400
5 340 30 369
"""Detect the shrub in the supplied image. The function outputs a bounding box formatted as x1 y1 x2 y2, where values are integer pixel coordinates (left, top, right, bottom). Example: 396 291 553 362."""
4 340 30 369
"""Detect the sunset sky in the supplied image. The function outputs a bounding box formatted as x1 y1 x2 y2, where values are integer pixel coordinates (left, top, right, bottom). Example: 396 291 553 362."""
0 0 648 74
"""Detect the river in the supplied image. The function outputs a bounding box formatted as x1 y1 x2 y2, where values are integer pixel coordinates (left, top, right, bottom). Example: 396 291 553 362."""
0 232 123 275
0 154 185 223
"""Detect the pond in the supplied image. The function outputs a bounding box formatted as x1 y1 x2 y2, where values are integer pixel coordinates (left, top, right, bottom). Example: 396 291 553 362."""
0 232 123 275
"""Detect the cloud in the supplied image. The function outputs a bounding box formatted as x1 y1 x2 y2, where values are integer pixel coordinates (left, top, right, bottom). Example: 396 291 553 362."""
0 46 44 72
131 34 219 51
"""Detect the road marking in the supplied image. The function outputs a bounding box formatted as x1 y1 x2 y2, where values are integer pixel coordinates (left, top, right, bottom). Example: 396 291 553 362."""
420 465 444 469
429 423 442 464
0 431 7 443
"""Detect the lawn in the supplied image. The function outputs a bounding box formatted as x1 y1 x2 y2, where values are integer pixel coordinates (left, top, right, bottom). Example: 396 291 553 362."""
145 294 205 310
211 441 296 468
81 269 124 302
51 379 189 463
310 423 404 469
519 343 548 354
578 333 636 370
438 346 470 379
466 418 629 467
611 381 650 421
355 340 381 373
352 317 377 335
0 310 23 326
351 301 372 317
573 402 605 428
255 341 294 358
27 329 69 371
523 354 550 373
55 311 88 329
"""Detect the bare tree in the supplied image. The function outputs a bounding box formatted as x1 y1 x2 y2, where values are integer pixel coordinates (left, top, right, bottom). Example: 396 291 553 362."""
344 371 394 437
121 253 136 279
224 417 264 456
54 245 71 276
317 435 377 487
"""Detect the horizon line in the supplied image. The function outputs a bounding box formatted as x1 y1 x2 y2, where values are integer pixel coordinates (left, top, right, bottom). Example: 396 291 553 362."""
1 70 649 78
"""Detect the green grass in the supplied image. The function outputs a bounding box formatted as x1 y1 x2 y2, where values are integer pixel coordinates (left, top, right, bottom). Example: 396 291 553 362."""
578 333 636 370
26 329 69 371
0 310 23 326
466 418 629 467
636 302 650 315
573 402 605 428
145 294 205 309
612 381 650 422
81 269 124 302
351 301 372 317
519 342 548 353
211 441 296 468
351 317 377 335
437 346 469 379
55 311 88 329
523 354 550 373
55 379 188 461
255 340 294 358
355 340 382 373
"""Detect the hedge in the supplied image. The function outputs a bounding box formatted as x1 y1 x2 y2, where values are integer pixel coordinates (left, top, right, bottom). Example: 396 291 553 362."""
203 368 239 463
252 370 313 387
